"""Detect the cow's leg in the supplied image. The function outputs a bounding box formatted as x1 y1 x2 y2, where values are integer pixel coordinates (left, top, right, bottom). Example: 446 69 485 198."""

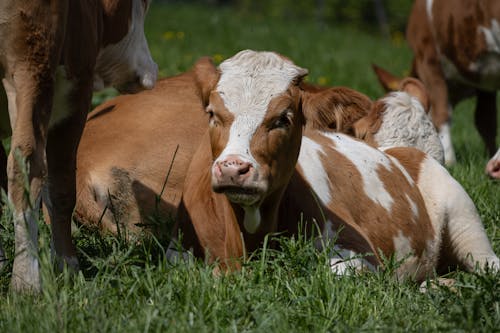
5 68 54 292
415 59 456 165
423 161 500 272
475 90 497 157
44 73 90 272
0 143 6 270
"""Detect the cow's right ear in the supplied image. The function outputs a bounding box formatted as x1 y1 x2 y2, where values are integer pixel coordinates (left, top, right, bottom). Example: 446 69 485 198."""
372 63 402 92
193 57 220 105
301 86 372 134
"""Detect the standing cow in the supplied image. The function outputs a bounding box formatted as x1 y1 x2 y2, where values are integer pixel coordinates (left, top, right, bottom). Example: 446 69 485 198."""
0 0 157 291
373 0 500 169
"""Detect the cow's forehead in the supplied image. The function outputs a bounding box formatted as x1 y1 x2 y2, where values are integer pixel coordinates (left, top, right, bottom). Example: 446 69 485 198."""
216 50 308 117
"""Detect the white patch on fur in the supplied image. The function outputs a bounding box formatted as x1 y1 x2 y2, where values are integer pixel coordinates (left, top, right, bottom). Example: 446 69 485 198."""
438 122 456 166
393 231 414 262
297 136 332 205
405 193 419 221
215 50 307 165
49 66 74 129
479 19 500 53
426 0 434 22
243 205 261 234
321 133 394 212
377 92 445 165
94 0 157 90
330 245 375 275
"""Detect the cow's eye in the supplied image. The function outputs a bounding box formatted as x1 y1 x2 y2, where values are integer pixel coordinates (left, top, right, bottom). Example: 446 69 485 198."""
271 110 292 130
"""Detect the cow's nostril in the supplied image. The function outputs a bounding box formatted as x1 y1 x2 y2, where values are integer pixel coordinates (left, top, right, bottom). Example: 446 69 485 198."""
238 163 250 175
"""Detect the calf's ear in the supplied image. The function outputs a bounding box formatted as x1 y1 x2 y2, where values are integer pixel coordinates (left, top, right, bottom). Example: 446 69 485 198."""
193 57 220 106
398 77 430 113
301 87 372 134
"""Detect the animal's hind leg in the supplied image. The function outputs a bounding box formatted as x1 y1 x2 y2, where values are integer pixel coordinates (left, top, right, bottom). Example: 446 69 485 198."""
475 90 497 156
443 177 499 272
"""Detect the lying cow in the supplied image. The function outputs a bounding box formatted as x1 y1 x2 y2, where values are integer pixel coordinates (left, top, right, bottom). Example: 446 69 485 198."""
373 0 500 166
172 50 498 282
0 0 157 291
74 57 444 242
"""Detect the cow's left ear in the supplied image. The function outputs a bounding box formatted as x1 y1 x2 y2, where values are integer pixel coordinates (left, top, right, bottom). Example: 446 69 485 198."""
192 57 220 106
300 86 372 134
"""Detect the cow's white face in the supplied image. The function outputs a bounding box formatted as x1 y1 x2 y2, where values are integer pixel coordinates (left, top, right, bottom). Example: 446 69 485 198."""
208 50 307 211
94 0 158 93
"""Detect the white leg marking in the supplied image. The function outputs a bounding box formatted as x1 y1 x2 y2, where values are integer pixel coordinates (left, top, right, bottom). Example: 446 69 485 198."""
438 122 456 166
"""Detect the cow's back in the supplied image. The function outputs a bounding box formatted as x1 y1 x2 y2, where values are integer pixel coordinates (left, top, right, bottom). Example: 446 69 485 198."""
75 74 208 237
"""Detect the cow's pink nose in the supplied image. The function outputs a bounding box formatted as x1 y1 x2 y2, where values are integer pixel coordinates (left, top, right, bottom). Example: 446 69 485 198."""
214 155 253 184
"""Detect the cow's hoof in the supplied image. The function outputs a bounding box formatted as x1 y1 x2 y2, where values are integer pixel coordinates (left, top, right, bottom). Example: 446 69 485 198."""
11 255 41 293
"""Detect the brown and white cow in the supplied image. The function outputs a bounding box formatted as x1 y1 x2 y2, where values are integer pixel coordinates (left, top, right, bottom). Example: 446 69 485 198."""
0 0 157 291
373 0 500 167
171 50 498 281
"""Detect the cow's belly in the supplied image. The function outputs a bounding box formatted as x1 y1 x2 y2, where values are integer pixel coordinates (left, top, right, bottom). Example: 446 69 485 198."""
441 19 500 91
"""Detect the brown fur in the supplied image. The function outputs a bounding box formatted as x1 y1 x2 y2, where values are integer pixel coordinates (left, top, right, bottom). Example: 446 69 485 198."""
373 0 500 159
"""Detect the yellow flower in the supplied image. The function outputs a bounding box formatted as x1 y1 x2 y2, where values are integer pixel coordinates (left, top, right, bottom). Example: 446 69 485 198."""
162 31 175 40
176 31 185 40
213 53 224 63
391 31 405 47
317 76 328 86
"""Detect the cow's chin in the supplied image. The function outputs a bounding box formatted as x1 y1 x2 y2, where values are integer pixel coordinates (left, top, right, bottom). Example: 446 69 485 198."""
213 185 265 206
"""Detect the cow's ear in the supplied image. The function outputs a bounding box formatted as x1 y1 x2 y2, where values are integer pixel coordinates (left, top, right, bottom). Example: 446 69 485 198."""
398 77 430 113
193 57 220 105
301 87 372 134
372 63 402 92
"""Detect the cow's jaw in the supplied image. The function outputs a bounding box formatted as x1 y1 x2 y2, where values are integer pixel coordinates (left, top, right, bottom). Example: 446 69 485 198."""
94 0 158 93
208 50 307 233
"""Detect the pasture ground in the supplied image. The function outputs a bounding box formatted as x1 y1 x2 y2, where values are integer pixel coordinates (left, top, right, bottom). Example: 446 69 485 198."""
1 3 499 332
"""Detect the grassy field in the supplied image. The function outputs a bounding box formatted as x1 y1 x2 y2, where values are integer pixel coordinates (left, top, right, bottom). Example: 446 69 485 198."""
1 2 499 332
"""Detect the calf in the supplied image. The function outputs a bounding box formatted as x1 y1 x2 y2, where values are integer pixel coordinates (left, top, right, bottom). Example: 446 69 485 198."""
373 0 500 166
173 50 498 281
0 0 157 291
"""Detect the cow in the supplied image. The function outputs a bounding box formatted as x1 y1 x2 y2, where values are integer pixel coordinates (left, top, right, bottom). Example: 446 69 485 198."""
372 0 500 167
170 50 498 282
0 0 158 291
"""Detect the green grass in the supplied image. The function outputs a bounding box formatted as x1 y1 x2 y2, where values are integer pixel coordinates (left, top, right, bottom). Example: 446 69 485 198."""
1 2 499 332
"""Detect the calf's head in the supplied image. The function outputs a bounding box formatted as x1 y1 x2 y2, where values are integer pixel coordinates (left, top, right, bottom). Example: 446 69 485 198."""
204 51 307 232
94 0 158 93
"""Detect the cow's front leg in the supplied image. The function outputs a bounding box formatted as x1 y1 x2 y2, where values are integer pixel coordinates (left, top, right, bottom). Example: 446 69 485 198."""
44 74 90 273
475 90 497 157
5 70 53 292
